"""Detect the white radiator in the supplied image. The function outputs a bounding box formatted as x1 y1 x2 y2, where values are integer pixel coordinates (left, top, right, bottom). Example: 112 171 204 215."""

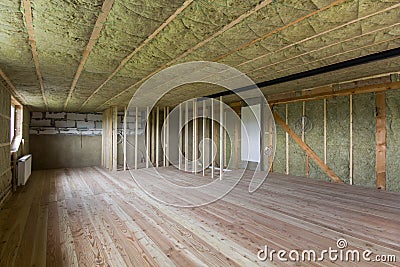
18 154 32 186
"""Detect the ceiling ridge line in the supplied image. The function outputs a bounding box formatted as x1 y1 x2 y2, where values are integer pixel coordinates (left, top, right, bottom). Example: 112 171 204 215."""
0 69 28 106
95 0 274 110
79 0 195 111
236 3 400 68
211 0 346 62
22 0 48 110
63 0 116 111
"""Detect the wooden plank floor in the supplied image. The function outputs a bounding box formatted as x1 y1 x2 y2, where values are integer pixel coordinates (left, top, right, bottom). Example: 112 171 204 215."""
0 167 399 266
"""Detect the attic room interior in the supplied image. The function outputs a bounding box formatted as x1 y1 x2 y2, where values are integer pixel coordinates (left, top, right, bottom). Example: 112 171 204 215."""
1 0 400 266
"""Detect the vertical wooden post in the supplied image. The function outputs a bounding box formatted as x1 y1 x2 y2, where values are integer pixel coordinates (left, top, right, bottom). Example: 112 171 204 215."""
234 113 239 169
166 106 170 167
179 105 182 170
268 111 273 172
151 109 155 164
211 99 214 179
202 101 206 176
219 97 223 179
323 98 327 164
349 95 353 185
163 107 167 167
101 112 105 167
285 104 289 175
146 107 150 168
375 92 386 190
135 106 138 170
224 111 227 168
112 106 118 171
260 101 265 172
302 101 309 177
156 107 160 168
123 106 127 171
193 100 198 173
185 102 189 172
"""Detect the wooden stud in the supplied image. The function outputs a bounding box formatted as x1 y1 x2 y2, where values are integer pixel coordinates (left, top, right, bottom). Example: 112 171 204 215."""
234 110 239 169
112 107 118 171
274 112 344 183
349 95 353 185
211 99 214 179
202 101 206 176
151 109 155 165
135 107 138 170
156 107 160 168
323 98 327 164
185 102 189 172
166 106 170 167
268 111 273 172
224 111 227 168
219 97 223 179
193 101 198 173
146 107 150 168
123 107 127 171
302 101 309 177
375 92 386 190
179 105 182 170
163 107 167 167
285 104 289 175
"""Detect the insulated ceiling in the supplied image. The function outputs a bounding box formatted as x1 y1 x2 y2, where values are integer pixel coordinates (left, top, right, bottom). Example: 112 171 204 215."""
0 0 399 111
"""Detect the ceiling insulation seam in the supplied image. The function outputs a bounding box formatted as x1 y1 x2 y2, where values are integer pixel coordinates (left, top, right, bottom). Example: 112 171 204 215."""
63 0 116 111
32 0 104 111
234 3 400 70
92 0 345 109
78 0 194 111
21 0 48 110
94 0 318 110
252 38 400 82
246 24 400 79
211 0 346 62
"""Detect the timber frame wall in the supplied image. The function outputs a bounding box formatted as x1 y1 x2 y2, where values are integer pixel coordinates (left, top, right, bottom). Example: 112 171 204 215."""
269 77 400 191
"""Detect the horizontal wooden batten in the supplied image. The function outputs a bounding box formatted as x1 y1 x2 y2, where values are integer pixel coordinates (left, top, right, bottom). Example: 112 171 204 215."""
269 81 400 105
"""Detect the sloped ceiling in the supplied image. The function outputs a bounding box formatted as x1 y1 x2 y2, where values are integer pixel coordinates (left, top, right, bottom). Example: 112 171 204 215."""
0 0 399 111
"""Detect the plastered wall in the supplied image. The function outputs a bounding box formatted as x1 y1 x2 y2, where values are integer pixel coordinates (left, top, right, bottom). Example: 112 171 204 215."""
273 91 400 192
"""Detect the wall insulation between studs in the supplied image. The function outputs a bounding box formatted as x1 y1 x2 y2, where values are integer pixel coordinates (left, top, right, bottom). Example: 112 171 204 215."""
272 90 400 192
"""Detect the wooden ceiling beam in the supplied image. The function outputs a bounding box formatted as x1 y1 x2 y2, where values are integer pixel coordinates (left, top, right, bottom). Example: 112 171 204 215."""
235 4 400 70
0 69 28 106
63 0 116 110
96 0 274 111
212 0 346 62
22 0 48 110
79 0 194 110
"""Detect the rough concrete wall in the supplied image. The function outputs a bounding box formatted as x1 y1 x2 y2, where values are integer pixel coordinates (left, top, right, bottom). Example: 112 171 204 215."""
30 111 103 135
326 97 350 184
305 100 328 181
0 86 11 199
386 90 400 191
30 135 101 170
272 105 286 174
